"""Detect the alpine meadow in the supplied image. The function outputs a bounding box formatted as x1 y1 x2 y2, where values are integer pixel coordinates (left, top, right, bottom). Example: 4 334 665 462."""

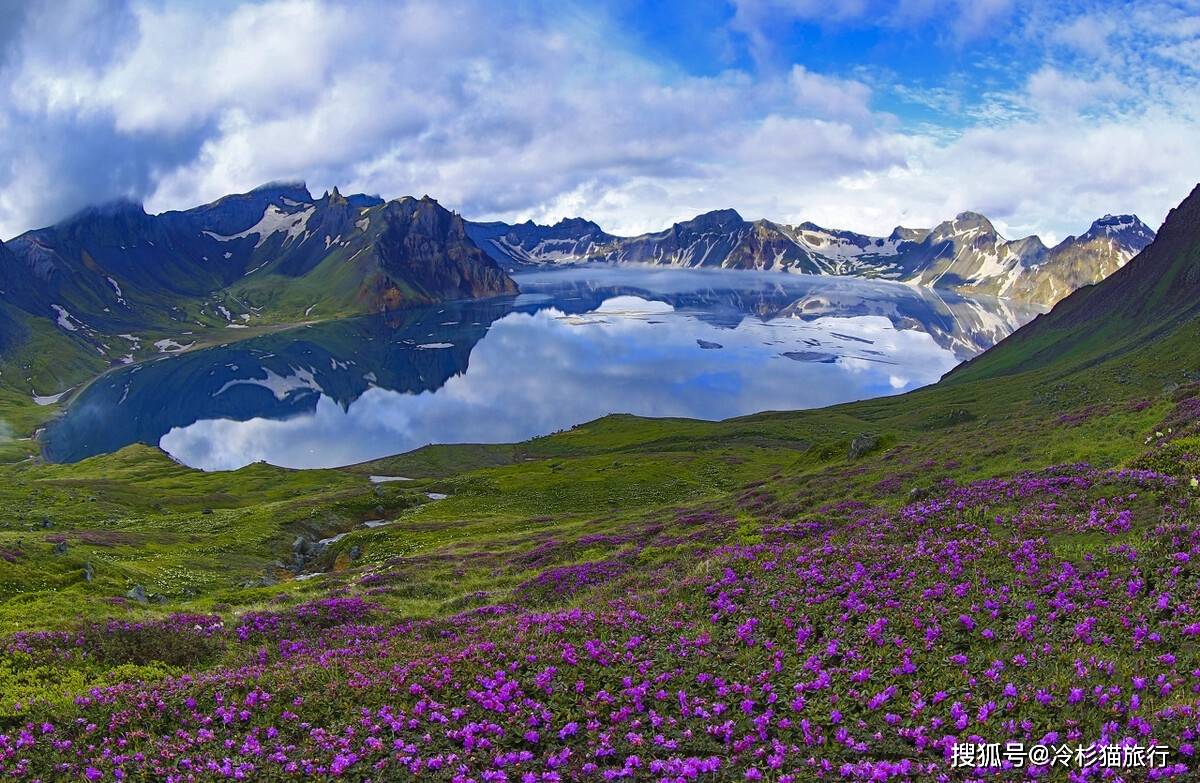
1 2 1199 782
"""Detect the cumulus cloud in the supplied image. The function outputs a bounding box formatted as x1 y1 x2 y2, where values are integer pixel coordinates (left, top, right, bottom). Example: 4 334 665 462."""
0 0 1197 244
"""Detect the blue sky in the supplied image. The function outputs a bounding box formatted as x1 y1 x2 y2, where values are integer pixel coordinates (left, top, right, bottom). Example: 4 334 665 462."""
0 0 1198 243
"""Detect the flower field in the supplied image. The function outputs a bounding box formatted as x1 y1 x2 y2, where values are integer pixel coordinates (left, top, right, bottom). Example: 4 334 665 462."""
3 456 1199 781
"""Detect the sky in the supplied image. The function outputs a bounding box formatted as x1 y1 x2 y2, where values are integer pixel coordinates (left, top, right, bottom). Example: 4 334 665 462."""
0 0 1197 243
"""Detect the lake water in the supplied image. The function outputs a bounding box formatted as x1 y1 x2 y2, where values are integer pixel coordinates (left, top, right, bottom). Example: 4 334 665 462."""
44 267 1043 470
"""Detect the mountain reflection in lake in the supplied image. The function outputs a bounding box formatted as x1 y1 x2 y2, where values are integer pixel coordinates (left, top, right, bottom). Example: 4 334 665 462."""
44 267 1043 470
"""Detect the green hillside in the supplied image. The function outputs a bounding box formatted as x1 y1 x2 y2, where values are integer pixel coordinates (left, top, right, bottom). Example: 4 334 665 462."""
0 187 1198 779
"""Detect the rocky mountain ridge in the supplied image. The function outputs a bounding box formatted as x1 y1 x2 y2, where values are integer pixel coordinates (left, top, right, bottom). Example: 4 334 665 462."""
0 183 517 335
468 208 1156 307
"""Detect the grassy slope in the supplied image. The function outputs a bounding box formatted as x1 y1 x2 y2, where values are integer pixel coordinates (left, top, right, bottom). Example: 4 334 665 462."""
0 299 1191 630
0 190 1197 769
0 304 1191 746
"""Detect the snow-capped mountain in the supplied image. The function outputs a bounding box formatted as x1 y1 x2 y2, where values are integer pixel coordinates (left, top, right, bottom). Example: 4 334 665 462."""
0 183 517 339
468 210 1156 307
467 218 615 267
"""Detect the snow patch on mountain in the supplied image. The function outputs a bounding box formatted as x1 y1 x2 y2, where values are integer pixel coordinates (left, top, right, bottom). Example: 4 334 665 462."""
204 205 316 248
51 305 80 332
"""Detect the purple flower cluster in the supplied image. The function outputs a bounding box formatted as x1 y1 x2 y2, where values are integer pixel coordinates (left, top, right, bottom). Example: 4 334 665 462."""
2 464 1198 781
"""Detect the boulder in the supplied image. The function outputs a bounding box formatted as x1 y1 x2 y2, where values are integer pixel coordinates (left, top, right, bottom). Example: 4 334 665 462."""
848 433 880 460
125 584 148 603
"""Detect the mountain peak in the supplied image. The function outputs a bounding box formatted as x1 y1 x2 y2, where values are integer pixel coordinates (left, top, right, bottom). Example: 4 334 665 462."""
1083 213 1153 238
346 193 384 209
249 181 312 202
325 186 348 206
953 211 996 232
680 208 743 232
551 217 603 233
888 225 929 243
927 211 997 242
60 198 148 227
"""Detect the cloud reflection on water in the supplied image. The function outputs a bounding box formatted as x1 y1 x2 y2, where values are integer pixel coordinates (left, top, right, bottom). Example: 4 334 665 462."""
161 298 958 470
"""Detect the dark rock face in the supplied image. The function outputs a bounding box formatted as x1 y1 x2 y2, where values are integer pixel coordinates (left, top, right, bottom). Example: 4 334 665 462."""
373 197 518 305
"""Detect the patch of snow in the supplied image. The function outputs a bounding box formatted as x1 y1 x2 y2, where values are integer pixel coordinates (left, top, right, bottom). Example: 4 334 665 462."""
32 389 71 406
106 277 127 306
416 342 454 349
243 258 271 276
204 204 316 249
369 475 413 484
154 339 194 353
51 305 78 332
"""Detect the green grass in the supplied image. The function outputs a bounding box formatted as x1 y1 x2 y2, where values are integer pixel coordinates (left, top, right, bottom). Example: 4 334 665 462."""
0 283 1194 718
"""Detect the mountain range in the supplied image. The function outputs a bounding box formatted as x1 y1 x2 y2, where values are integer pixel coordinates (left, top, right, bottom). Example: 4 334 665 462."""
1 183 515 332
0 182 1156 410
948 182 1200 385
466 209 1155 307
0 184 518 396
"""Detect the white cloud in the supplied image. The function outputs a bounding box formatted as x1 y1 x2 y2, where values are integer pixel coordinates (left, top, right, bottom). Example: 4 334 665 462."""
1023 66 1131 117
0 0 1196 246
788 65 875 120
1050 13 1117 57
